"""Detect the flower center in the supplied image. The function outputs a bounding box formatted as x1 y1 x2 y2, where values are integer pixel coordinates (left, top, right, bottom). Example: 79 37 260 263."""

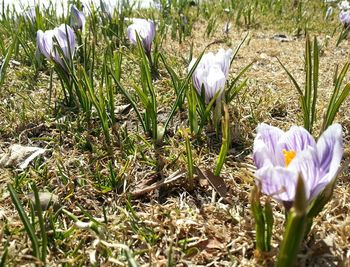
282 149 296 166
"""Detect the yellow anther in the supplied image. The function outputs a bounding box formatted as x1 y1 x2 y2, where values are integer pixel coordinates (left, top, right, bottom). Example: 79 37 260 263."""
282 149 296 166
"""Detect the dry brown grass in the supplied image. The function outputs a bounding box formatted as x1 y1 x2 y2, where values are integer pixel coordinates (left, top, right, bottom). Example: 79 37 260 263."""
0 7 350 266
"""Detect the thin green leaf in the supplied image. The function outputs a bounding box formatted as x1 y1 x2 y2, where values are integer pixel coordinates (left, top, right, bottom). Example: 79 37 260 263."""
32 184 47 264
183 130 193 179
226 61 252 102
8 184 40 259
227 78 248 103
164 50 205 133
160 53 180 93
214 105 230 176
324 83 350 131
0 36 15 86
311 36 319 130
263 201 273 252
230 32 249 65
250 186 269 252
109 69 147 133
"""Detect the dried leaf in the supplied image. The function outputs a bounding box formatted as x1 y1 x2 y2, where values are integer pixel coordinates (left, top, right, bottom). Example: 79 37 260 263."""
194 238 225 250
195 167 227 198
0 144 47 170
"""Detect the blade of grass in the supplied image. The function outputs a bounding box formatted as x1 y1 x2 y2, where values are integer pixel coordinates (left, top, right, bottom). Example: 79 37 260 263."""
164 50 205 136
109 70 147 133
8 184 40 260
311 36 319 130
183 130 193 179
32 184 47 264
0 35 15 86
214 105 230 176
230 32 249 65
304 35 312 132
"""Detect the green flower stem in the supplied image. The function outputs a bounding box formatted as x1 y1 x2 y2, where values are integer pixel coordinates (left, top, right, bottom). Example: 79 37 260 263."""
276 176 307 267
251 186 273 252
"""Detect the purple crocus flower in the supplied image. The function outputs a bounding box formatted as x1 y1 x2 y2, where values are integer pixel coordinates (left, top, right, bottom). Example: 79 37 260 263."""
188 49 233 103
70 5 85 31
127 18 155 53
36 24 76 68
253 123 343 205
339 10 350 27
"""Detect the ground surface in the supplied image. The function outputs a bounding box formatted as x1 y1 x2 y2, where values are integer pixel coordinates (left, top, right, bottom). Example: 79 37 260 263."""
0 1 350 266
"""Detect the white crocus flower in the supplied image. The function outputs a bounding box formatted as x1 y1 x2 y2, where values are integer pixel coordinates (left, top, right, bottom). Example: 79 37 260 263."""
127 18 155 53
189 49 233 103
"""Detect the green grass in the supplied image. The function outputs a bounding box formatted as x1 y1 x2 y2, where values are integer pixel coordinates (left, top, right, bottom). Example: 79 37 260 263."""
0 0 349 266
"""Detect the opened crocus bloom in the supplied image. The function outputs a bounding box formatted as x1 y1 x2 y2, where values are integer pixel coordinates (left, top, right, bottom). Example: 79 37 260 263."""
70 5 85 31
37 24 76 68
189 49 233 104
253 123 343 204
127 18 155 53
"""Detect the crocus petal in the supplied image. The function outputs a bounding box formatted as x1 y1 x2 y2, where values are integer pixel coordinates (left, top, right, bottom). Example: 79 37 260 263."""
253 123 285 168
287 148 319 201
193 66 206 95
278 126 316 153
339 10 350 27
127 24 137 44
127 19 155 53
43 30 56 59
37 30 49 59
316 123 343 184
215 48 233 76
188 58 196 72
70 5 85 30
56 24 76 59
204 65 226 103
255 165 298 202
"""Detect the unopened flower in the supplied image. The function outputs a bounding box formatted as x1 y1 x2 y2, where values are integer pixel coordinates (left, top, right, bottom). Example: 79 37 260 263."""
127 18 155 53
189 49 233 103
253 123 343 205
339 10 350 27
70 5 85 30
36 24 76 67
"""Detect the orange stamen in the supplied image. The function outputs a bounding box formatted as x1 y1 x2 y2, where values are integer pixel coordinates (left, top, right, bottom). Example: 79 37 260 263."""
282 149 296 166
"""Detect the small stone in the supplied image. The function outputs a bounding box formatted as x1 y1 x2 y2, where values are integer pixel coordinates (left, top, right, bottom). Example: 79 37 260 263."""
273 34 290 42
27 192 59 211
